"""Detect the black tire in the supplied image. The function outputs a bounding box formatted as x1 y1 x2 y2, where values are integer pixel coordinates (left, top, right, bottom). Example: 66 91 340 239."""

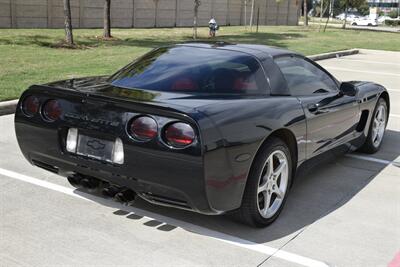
234 137 293 227
352 23 357 26
359 98 388 154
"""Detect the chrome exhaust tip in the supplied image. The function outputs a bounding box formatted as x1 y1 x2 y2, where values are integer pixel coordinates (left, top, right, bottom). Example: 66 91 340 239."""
80 177 101 191
101 185 121 198
67 174 83 187
113 190 136 204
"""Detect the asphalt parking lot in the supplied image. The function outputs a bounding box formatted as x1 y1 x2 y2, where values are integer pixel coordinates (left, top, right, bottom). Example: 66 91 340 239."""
0 49 399 267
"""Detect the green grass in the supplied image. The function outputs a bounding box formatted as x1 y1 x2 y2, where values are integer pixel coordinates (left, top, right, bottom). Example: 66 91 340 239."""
300 16 344 24
1 26 399 101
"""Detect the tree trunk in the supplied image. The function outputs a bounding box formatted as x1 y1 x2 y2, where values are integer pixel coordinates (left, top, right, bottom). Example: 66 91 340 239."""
193 0 200 39
323 0 332 32
303 0 308 26
318 0 323 31
154 0 158 27
249 0 255 30
244 0 247 30
104 0 111 38
342 0 348 29
63 0 74 45
320 0 323 23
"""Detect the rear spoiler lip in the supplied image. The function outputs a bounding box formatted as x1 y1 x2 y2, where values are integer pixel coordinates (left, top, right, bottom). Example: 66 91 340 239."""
26 84 197 116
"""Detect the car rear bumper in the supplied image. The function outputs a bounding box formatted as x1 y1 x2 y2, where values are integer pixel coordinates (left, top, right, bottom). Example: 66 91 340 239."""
14 120 222 215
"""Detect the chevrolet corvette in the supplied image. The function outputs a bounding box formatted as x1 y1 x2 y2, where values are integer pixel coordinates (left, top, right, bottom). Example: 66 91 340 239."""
15 43 390 227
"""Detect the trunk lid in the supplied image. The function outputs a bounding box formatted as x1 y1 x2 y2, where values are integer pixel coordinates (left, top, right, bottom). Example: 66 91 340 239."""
45 76 227 111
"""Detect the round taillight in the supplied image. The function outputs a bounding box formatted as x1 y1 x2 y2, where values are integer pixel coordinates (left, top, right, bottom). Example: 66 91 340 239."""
21 96 39 117
164 122 195 148
129 116 158 141
42 100 62 121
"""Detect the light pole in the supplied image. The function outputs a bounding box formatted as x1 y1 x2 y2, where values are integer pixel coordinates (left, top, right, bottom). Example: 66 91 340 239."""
398 0 399 18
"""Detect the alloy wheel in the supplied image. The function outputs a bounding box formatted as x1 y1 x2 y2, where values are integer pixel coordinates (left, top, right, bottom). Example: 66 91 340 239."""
257 150 289 219
372 104 386 147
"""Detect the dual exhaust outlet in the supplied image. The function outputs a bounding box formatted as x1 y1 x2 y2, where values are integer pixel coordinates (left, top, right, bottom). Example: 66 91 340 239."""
67 174 136 204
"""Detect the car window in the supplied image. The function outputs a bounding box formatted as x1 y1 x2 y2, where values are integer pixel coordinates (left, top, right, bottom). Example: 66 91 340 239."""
274 56 338 96
108 46 267 95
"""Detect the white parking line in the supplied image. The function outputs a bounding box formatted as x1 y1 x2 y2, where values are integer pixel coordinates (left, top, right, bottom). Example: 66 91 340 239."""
346 154 393 165
337 58 400 67
0 168 329 267
323 66 399 77
390 114 400 118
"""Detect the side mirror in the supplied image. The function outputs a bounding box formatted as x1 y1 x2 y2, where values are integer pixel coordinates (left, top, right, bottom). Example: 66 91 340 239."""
340 82 358 96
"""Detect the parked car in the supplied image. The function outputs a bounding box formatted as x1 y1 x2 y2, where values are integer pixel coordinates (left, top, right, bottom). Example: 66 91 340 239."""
15 43 390 227
336 12 361 21
336 13 346 20
378 15 393 23
351 17 378 26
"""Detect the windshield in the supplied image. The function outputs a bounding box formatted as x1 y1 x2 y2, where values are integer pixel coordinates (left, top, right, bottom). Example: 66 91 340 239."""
108 46 267 94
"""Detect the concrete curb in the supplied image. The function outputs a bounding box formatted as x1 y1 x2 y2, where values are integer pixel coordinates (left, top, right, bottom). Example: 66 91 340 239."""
308 48 359 61
0 48 360 116
0 100 18 116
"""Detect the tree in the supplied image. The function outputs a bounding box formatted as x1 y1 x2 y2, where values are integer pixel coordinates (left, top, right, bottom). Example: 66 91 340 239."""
193 0 201 39
303 0 308 26
244 0 247 30
104 0 112 38
320 0 324 20
342 0 349 28
357 1 370 15
63 0 74 45
323 0 333 32
339 0 368 29
249 0 255 30
154 0 159 27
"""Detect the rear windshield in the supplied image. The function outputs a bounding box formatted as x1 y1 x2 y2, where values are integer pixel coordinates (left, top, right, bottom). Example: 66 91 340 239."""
108 46 267 94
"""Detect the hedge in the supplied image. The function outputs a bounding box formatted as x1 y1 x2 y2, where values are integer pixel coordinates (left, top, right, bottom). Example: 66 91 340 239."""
385 20 400 26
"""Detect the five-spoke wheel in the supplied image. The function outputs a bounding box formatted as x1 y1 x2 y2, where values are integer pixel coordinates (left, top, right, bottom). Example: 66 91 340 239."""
360 97 388 153
236 137 292 227
257 150 289 219
371 104 386 148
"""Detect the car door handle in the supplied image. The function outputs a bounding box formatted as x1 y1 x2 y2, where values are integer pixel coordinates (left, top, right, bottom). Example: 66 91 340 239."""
315 109 330 114
307 103 319 113
307 103 330 114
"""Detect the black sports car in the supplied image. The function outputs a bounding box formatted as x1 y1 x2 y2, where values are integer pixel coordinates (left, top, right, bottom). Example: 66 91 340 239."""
15 43 390 227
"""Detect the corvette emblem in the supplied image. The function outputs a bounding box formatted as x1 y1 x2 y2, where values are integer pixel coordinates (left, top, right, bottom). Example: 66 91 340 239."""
64 112 120 127
86 139 106 150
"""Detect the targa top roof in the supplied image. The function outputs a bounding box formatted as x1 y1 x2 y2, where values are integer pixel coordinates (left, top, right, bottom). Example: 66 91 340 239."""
177 42 301 59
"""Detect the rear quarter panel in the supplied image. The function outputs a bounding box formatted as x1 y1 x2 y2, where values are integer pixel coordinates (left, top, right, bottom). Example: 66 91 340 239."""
197 97 306 212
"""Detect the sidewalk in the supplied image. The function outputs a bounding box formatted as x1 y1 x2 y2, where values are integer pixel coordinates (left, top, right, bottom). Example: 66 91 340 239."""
300 21 400 33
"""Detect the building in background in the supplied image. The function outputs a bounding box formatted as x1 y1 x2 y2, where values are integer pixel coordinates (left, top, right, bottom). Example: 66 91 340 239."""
0 0 299 29
367 0 399 14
